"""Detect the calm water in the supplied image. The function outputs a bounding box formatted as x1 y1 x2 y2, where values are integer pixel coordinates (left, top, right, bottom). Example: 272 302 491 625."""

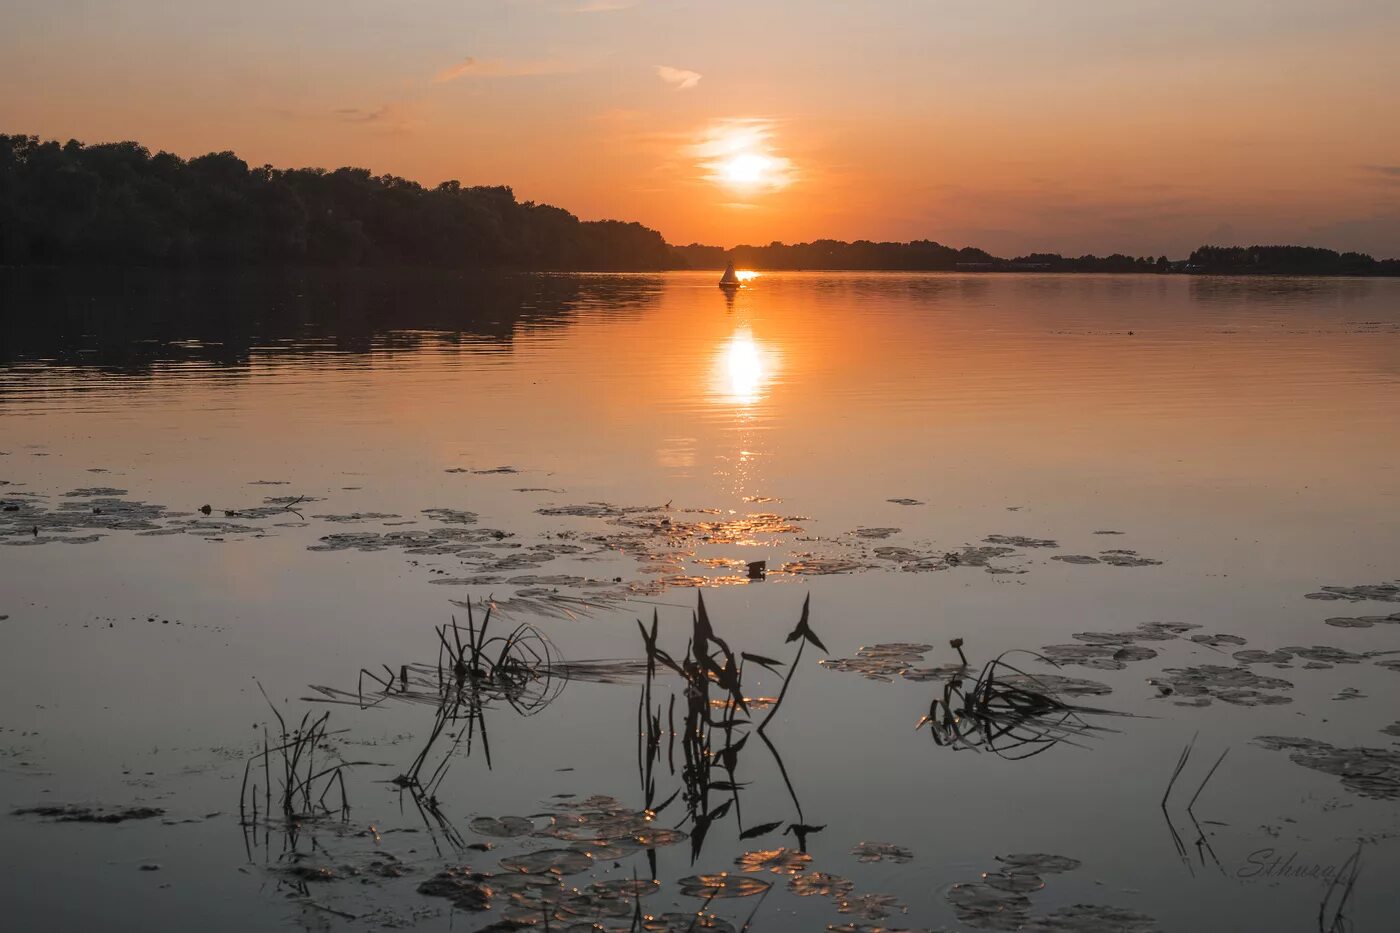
1 270 1398 932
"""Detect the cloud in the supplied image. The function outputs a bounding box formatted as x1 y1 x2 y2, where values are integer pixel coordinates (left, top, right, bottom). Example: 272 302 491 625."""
329 102 420 133
434 57 574 83
1362 165 1400 183
575 0 636 11
656 65 702 91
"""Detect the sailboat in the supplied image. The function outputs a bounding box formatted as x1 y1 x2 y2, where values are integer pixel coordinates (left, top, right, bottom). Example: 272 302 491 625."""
718 261 742 289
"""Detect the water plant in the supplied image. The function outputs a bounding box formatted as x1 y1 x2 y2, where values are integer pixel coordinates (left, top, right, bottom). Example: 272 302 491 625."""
916 642 1126 758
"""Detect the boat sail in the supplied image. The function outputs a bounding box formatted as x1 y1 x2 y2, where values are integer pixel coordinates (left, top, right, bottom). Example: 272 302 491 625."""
719 261 741 288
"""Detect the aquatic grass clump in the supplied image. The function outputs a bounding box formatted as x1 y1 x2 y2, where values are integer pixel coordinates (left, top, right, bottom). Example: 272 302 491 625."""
302 603 569 852
240 686 356 824
916 643 1127 758
308 602 564 718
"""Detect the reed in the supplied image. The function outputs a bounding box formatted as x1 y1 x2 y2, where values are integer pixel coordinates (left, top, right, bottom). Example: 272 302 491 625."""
240 684 354 823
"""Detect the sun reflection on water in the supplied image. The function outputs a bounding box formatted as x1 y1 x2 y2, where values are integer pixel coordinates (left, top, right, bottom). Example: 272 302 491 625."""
716 326 775 407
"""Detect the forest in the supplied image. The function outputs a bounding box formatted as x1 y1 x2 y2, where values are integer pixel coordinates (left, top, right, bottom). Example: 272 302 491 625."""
0 134 678 270
3 134 1395 275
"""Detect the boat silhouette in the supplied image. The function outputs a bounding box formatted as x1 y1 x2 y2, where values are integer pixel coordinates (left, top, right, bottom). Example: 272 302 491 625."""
719 261 742 289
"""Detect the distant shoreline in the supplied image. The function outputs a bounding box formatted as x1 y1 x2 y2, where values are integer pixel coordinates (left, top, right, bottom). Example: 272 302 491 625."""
4 133 1396 277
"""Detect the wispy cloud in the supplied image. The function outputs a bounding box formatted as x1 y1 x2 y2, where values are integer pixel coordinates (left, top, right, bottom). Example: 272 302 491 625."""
656 65 701 91
1362 165 1400 183
575 0 637 12
329 102 420 133
434 57 575 83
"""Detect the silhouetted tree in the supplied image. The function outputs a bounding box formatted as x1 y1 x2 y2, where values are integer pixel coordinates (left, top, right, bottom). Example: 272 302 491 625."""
0 134 678 271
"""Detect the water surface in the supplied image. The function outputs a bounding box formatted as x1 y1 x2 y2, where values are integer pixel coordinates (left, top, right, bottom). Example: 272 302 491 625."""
2 271 1398 931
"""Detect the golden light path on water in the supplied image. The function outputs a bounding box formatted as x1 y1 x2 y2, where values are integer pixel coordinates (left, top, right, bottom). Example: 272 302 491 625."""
715 325 776 407
711 313 779 500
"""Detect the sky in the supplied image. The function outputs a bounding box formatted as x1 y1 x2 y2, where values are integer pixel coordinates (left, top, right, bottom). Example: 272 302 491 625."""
3 0 1399 257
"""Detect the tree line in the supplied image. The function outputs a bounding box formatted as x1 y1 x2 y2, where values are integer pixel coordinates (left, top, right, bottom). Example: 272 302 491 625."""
2 133 1395 275
678 240 1398 275
0 134 677 269
1184 245 1397 276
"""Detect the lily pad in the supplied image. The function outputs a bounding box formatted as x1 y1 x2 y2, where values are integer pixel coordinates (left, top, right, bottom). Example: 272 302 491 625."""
996 853 1082 875
470 815 535 837
678 873 772 898
498 848 593 876
851 841 914 863
736 847 811 874
789 871 855 898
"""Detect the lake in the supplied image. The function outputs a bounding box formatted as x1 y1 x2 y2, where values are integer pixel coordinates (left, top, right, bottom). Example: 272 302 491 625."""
2 270 1398 932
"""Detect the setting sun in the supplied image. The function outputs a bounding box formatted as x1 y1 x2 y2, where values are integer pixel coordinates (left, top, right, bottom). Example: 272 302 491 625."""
694 119 794 196
716 153 779 189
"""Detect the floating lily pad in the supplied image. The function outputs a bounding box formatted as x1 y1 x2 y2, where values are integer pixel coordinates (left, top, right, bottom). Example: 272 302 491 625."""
498 848 593 876
642 913 736 932
736 847 811 874
1306 584 1400 602
1022 904 1159 932
471 816 535 837
985 535 1057 548
416 866 494 910
589 878 660 899
12 804 164 823
821 644 932 681
422 508 480 524
997 853 1082 875
490 872 563 895
836 893 907 920
999 673 1113 698
1149 665 1292 707
1097 550 1163 567
782 558 869 575
1335 612 1400 628
678 873 772 898
1189 634 1247 647
1040 645 1124 670
1231 650 1294 665
851 842 914 863
789 871 855 898
947 882 1033 928
901 663 968 683
1255 736 1400 799
983 872 1045 893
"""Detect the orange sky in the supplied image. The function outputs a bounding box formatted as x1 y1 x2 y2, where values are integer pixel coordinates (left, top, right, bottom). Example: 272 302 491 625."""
3 1 1398 257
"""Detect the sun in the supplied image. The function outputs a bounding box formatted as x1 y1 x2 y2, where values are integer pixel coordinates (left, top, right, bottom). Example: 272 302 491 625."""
717 153 777 188
694 119 794 195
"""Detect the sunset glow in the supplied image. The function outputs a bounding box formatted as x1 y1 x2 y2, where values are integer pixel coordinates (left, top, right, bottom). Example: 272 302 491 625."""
1 2 1396 255
716 327 775 406
695 120 795 197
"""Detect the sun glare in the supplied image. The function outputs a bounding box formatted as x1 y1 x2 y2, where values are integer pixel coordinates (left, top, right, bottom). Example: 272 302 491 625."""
694 119 794 195
715 327 775 407
718 153 775 187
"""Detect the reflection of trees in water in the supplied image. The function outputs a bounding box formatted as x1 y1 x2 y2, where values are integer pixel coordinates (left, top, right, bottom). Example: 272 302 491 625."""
0 268 664 371
1187 274 1378 305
